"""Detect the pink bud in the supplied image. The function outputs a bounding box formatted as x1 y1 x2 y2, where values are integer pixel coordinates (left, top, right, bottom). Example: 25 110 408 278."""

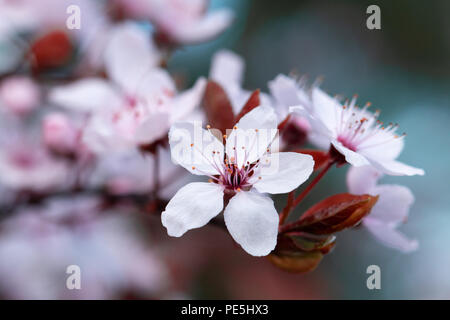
0 76 40 116
42 113 78 154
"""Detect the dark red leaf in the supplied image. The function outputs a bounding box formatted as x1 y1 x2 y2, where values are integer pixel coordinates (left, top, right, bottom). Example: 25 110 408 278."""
202 81 235 134
295 149 330 171
267 250 323 273
30 30 73 70
284 193 379 235
235 89 260 122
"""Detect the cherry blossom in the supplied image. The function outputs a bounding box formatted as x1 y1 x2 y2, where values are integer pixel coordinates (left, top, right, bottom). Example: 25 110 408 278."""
291 87 425 176
0 196 168 299
49 23 206 153
0 134 69 192
209 50 271 114
347 165 419 253
162 105 314 256
0 76 40 116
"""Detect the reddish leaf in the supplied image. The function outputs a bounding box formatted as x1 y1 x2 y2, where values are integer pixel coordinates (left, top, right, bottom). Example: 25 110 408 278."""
279 116 308 149
30 30 73 70
235 89 260 122
202 81 235 134
286 232 336 253
295 149 330 171
285 193 379 235
267 250 323 273
277 114 291 131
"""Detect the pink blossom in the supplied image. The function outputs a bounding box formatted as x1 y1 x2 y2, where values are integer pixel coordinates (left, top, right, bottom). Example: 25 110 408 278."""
347 165 419 253
42 112 80 154
292 87 425 176
114 0 233 44
0 76 40 116
162 105 314 256
50 23 206 154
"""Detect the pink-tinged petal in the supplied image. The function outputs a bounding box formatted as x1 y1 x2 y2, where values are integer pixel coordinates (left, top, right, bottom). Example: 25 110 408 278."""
104 23 160 92
252 152 314 194
171 10 234 44
363 218 418 253
311 87 341 135
135 112 170 145
170 77 206 123
169 122 224 176
224 190 278 256
346 165 382 194
368 159 425 176
210 50 244 89
368 184 414 225
49 78 120 112
161 182 224 237
331 140 370 167
226 105 278 168
135 68 176 102
358 131 404 161
268 74 308 108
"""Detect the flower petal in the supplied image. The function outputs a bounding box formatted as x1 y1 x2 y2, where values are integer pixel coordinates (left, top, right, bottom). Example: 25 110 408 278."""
252 152 314 194
226 105 278 168
162 182 224 237
210 50 244 90
367 184 414 225
170 77 206 123
331 140 370 167
170 10 234 44
49 79 120 112
368 159 425 176
224 190 278 256
104 23 160 92
363 219 418 253
346 165 382 195
169 122 224 176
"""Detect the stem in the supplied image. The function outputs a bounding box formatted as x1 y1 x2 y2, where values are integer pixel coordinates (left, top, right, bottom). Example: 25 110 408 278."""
279 159 335 230
152 145 160 199
279 191 294 225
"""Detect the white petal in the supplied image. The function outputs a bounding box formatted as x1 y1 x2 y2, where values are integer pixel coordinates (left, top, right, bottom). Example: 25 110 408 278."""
210 50 244 89
346 165 382 194
364 219 418 253
224 190 278 256
358 131 404 161
311 87 341 135
368 159 425 176
331 140 370 167
104 23 160 92
49 79 120 112
135 68 176 102
171 10 234 44
253 152 314 194
161 182 224 237
368 184 414 225
170 77 206 123
268 74 306 107
226 105 278 168
135 112 170 145
169 122 224 176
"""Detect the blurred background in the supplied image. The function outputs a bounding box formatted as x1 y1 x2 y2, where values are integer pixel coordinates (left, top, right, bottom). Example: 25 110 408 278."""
169 0 450 299
0 0 448 299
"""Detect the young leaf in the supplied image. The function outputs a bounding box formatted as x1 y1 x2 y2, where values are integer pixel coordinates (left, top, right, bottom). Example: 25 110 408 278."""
295 149 330 171
235 89 260 122
284 193 379 235
267 251 323 273
30 31 73 71
202 81 235 134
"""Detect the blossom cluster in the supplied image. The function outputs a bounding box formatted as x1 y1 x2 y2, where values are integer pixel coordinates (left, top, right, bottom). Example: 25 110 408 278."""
0 0 423 298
